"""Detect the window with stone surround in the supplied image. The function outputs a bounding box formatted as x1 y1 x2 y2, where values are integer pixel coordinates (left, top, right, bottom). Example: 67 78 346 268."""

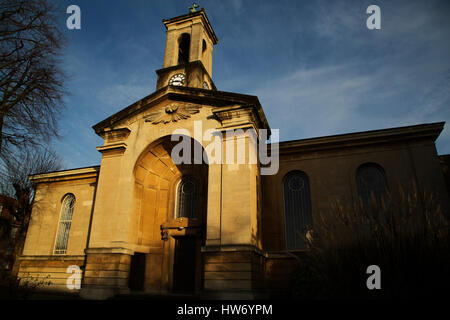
54 194 75 255
176 176 199 219
356 163 388 209
283 171 313 250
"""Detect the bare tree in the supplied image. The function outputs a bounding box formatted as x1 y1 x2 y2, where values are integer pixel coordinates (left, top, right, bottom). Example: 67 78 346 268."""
0 0 66 153
0 146 62 276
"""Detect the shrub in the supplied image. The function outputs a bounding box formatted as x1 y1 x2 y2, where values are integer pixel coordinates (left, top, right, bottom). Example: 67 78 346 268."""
0 270 51 299
292 186 449 299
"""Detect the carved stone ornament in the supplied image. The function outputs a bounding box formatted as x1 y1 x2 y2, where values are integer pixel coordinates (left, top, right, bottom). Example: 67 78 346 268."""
144 104 201 124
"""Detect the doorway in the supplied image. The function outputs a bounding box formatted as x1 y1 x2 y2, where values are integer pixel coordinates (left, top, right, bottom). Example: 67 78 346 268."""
129 252 146 291
133 136 208 293
172 237 197 292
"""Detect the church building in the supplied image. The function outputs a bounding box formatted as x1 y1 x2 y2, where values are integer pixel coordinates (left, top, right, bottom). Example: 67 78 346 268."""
17 8 449 299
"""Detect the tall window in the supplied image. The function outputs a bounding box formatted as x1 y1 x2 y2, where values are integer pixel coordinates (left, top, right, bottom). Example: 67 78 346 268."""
176 176 199 219
356 163 387 208
54 194 75 255
178 33 190 64
283 171 313 250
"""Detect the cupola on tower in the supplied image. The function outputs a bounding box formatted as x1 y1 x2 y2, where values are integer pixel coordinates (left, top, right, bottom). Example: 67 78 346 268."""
156 7 218 91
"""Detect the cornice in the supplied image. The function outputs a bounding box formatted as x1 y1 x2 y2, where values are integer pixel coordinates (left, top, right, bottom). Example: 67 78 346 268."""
162 9 218 44
96 142 127 155
276 122 445 154
29 166 100 183
92 86 271 137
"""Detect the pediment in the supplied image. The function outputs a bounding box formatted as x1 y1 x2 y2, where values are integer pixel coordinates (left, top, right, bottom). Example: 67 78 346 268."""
92 86 270 136
143 104 201 124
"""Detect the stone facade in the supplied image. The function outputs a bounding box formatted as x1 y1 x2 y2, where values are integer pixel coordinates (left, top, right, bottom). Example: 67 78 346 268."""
17 9 449 299
18 167 98 291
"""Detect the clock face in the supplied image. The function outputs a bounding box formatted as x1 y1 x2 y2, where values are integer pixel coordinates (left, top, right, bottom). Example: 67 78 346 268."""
203 81 210 90
169 73 185 86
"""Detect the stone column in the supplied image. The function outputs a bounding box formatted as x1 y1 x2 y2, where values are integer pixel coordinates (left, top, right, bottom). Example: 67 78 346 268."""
80 132 134 299
202 107 265 298
205 162 222 247
80 248 133 299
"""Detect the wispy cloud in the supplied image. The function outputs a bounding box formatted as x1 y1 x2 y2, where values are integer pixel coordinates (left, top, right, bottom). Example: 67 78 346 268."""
247 0 450 152
256 58 450 146
50 0 450 169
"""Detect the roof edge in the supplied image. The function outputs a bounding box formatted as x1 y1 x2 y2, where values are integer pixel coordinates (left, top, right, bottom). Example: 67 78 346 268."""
163 9 218 44
276 122 445 152
92 86 270 135
29 165 100 182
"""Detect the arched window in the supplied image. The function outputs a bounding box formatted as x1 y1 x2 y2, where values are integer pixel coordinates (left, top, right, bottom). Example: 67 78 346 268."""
54 194 75 255
356 163 387 208
202 39 207 55
176 176 199 218
283 171 313 250
178 33 190 64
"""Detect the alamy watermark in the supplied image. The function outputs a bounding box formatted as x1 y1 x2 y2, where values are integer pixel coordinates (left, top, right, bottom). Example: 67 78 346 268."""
366 265 381 290
66 5 81 30
169 121 279 175
66 5 381 31
366 5 381 30
66 265 81 290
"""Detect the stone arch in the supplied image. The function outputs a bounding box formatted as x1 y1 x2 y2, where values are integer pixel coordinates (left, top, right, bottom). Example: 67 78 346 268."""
131 134 208 292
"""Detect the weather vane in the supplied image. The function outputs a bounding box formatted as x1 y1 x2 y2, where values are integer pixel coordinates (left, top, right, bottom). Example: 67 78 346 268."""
189 3 199 13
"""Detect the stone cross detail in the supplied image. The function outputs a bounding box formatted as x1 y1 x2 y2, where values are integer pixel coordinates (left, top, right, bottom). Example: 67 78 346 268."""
189 3 199 13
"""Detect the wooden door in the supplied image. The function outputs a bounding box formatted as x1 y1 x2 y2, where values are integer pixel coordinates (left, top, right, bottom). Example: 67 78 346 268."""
173 238 197 292
129 252 146 291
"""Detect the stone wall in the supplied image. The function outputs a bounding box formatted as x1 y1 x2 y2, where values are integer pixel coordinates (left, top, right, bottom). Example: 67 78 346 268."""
261 126 450 253
17 255 85 292
18 168 98 291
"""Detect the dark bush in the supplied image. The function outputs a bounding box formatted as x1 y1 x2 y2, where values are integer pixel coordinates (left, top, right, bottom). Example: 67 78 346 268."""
292 186 450 299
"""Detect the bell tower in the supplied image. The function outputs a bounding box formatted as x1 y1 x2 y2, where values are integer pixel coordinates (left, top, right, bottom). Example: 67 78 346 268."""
156 7 218 90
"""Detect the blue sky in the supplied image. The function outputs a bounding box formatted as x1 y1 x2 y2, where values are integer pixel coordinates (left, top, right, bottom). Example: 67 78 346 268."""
53 0 450 169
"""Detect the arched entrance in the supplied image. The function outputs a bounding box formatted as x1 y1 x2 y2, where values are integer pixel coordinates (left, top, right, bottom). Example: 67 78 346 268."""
132 135 208 293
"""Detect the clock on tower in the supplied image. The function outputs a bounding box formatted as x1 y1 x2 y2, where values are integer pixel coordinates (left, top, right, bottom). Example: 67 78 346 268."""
155 8 218 91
